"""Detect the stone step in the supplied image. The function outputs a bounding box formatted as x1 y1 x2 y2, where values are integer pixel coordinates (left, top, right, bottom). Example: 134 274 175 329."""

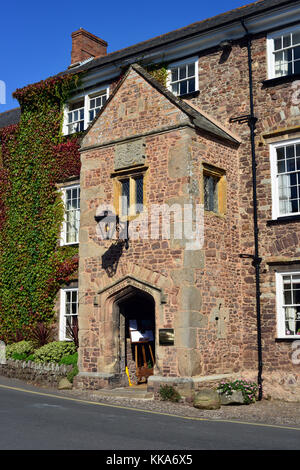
90 387 154 400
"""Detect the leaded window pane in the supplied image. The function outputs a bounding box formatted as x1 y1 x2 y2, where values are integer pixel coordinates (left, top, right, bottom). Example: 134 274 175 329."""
135 176 144 211
121 179 130 216
204 175 218 212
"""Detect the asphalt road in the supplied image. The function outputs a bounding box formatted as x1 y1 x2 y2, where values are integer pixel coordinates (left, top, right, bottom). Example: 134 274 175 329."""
0 377 299 450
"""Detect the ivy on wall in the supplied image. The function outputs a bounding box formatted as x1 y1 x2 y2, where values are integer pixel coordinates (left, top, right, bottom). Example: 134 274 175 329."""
0 74 82 342
145 63 169 87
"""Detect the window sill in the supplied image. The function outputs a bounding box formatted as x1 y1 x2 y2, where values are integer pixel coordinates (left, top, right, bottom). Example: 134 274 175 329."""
61 242 79 247
275 337 300 342
178 90 200 99
204 210 226 219
262 73 300 88
267 215 300 225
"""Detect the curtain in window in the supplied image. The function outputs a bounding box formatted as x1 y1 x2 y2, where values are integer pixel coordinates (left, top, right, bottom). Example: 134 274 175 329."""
278 174 292 214
285 307 297 334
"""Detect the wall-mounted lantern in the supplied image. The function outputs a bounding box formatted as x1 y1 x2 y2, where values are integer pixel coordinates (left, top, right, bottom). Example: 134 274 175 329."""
95 210 129 249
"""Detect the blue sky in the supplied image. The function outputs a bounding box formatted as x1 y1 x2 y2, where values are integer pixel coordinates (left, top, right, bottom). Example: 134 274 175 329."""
0 0 251 113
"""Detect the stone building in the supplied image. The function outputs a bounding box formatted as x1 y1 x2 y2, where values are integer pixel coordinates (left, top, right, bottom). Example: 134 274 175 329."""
1 0 300 399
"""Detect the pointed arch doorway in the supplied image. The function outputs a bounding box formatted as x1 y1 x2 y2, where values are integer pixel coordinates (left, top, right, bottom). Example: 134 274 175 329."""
116 287 155 385
95 275 165 388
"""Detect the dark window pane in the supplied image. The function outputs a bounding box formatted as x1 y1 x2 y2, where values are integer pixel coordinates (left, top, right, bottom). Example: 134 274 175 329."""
277 147 285 160
171 69 178 82
179 66 186 80
284 290 292 304
286 146 295 158
204 175 218 212
291 186 298 199
291 199 299 213
179 80 187 95
274 37 282 50
283 35 291 48
135 176 144 210
290 173 297 186
293 31 300 45
277 160 285 173
188 78 195 93
187 63 195 77
287 158 296 172
294 46 300 60
294 60 300 74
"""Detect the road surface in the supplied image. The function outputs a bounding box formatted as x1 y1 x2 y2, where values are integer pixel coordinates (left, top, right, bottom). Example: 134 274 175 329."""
0 376 299 450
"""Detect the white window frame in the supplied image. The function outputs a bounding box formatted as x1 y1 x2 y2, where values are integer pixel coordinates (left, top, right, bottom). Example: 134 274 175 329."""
62 86 109 136
87 90 108 124
270 138 300 219
60 184 80 246
59 287 78 341
63 98 85 135
167 56 199 96
267 25 300 79
276 270 300 339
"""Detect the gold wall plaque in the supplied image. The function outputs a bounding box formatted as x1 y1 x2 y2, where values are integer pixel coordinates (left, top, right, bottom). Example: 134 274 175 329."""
159 329 174 346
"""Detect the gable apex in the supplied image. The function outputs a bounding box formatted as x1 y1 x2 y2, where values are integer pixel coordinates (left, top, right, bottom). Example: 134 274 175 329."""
81 63 240 150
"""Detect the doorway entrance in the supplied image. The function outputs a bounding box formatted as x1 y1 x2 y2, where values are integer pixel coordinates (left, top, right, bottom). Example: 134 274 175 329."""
117 288 155 386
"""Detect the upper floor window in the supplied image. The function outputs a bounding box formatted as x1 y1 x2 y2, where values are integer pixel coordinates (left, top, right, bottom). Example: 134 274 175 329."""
276 271 300 338
204 174 219 213
61 184 80 245
168 57 198 96
270 139 300 218
120 174 144 217
64 87 109 135
67 100 85 134
88 91 107 123
203 164 226 216
268 26 300 79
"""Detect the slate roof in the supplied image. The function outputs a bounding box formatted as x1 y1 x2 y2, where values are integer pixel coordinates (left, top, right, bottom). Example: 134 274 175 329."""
63 0 298 76
0 0 298 128
0 108 21 129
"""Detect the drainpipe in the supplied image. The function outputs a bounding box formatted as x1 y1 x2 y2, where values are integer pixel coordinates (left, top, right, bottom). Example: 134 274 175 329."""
230 20 263 400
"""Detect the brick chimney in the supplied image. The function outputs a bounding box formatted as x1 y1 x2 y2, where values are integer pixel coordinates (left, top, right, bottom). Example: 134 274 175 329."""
71 28 108 65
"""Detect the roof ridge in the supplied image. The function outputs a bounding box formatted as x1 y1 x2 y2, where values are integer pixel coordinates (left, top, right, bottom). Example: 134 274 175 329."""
62 0 297 75
0 107 20 116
